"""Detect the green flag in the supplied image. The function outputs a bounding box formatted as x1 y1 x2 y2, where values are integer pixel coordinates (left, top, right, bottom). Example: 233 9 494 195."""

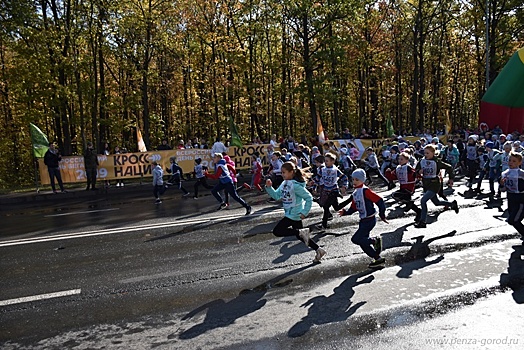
386 116 394 137
229 115 243 148
29 123 49 158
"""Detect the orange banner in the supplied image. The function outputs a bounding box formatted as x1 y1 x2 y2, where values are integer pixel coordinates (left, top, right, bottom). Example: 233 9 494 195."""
38 144 273 185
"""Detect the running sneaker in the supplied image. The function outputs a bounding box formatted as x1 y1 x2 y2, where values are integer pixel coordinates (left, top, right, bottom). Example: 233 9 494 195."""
183 192 191 197
368 257 385 268
414 221 426 228
315 224 330 230
298 228 310 246
373 236 383 255
193 196 198 200
217 203 227 211
245 206 252 215
313 248 326 263
243 183 252 190
155 199 162 204
451 200 459 214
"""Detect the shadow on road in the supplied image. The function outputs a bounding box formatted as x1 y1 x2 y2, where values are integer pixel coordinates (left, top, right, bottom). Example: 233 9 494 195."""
500 244 524 304
287 270 374 338
177 264 314 339
381 223 414 250
271 239 311 264
394 230 456 279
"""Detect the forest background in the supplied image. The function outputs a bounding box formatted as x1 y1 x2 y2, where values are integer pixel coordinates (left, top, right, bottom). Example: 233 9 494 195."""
0 0 523 189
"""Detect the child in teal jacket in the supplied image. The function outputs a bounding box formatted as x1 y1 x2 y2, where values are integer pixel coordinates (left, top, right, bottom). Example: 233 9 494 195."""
266 161 326 263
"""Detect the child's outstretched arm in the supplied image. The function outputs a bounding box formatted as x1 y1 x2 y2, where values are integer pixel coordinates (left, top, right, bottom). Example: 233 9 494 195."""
265 179 281 200
338 200 357 217
365 188 389 223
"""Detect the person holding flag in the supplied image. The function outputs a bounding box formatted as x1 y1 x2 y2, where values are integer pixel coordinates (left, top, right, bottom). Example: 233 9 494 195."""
43 142 67 193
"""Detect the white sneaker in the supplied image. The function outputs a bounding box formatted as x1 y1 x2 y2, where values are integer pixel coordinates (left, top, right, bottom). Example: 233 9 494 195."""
313 248 326 263
298 228 310 246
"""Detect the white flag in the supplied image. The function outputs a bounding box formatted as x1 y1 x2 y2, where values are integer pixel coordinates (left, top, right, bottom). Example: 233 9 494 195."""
137 127 147 152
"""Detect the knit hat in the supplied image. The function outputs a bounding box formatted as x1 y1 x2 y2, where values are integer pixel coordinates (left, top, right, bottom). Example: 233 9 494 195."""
352 169 366 183
485 141 494 149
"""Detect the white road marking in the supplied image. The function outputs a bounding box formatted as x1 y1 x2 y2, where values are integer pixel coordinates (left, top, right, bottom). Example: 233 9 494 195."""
44 208 120 218
0 289 81 307
0 211 269 248
44 208 120 217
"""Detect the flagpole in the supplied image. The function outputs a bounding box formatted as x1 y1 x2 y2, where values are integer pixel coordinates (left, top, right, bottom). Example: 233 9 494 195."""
33 156 40 193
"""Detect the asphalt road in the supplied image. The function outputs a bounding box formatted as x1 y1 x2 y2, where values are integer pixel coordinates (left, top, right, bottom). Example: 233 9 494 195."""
1 177 523 349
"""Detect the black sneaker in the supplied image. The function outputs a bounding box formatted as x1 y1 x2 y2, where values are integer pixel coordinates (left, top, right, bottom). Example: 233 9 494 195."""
373 236 382 255
414 212 421 222
388 182 396 190
245 206 252 215
217 203 227 211
414 221 426 228
368 257 385 268
451 200 459 214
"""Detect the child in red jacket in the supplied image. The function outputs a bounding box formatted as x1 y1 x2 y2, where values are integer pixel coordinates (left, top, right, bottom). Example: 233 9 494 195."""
243 152 264 192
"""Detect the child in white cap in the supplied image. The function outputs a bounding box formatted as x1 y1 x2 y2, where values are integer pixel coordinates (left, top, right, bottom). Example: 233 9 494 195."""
338 168 388 268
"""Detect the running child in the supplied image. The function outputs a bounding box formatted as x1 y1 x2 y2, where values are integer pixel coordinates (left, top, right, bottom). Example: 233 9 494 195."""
385 152 422 221
500 152 524 241
442 139 460 172
483 141 503 197
268 151 285 189
223 153 240 206
266 162 327 263
338 168 388 268
152 161 167 204
362 147 390 186
193 157 213 199
315 152 349 230
206 153 252 214
462 136 479 188
243 152 264 192
414 144 459 228
166 156 190 197
339 146 357 179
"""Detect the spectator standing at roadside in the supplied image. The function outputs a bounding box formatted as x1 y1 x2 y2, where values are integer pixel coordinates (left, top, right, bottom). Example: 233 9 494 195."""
342 128 353 139
44 142 67 193
270 134 279 148
84 141 99 191
103 143 111 188
211 137 228 155
157 139 172 150
114 146 125 187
